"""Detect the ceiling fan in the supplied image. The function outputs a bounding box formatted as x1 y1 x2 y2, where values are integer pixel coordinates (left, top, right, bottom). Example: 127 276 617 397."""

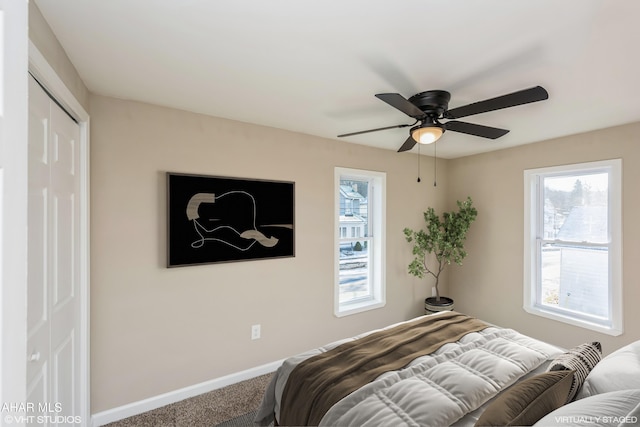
337 86 549 152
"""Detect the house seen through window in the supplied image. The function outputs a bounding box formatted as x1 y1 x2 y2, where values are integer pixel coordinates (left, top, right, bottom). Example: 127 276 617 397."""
524 159 622 335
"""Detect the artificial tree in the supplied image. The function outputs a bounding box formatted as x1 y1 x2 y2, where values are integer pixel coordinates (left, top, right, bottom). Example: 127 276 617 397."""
403 197 478 303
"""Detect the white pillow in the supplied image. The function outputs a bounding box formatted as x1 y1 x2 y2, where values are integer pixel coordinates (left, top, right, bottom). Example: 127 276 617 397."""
576 340 640 399
533 389 640 426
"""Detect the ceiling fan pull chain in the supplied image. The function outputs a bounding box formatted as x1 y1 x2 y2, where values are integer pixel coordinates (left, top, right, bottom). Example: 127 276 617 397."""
417 144 421 182
433 142 437 187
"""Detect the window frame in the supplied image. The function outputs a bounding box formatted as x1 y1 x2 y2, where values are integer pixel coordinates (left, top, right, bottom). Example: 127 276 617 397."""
334 167 386 317
523 159 622 336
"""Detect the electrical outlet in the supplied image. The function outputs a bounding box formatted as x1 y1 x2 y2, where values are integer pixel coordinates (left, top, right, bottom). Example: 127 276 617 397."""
432 287 436 297
251 324 261 340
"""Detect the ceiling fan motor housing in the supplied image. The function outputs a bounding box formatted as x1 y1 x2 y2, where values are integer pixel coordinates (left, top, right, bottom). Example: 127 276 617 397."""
408 90 451 117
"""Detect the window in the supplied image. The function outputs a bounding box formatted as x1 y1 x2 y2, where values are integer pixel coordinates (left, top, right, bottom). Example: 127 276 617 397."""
335 167 386 316
524 159 622 335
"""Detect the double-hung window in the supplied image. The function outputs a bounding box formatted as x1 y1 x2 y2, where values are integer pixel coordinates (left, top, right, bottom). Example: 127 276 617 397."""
334 167 386 317
524 159 622 335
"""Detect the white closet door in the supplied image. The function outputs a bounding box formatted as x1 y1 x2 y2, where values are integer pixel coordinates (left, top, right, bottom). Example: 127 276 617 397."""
27 75 82 422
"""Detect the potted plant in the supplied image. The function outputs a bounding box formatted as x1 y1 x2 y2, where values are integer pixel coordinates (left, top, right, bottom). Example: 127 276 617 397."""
403 197 478 314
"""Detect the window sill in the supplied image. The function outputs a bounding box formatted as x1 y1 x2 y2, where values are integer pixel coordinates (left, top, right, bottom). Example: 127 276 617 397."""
335 300 385 317
523 305 622 336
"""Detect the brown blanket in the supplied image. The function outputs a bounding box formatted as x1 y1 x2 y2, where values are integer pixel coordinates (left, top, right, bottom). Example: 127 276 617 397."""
279 311 488 426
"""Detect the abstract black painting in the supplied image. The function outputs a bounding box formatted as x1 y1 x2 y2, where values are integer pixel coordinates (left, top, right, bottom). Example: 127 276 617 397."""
167 172 295 267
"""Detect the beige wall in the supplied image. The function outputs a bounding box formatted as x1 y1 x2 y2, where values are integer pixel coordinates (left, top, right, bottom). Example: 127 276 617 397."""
448 122 640 354
89 94 448 412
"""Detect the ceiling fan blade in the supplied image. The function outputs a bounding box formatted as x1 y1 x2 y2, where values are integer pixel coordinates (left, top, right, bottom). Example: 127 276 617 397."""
338 123 413 138
397 136 418 152
444 86 548 119
444 120 509 139
375 93 425 119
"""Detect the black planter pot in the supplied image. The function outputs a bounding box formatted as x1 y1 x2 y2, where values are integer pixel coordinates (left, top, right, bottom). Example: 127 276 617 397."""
424 296 454 315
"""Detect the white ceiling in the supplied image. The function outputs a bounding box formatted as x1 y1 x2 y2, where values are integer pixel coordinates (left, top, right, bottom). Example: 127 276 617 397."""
34 0 640 159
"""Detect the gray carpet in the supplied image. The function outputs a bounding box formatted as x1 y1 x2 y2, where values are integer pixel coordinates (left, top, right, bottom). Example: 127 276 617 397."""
105 373 273 427
215 410 259 427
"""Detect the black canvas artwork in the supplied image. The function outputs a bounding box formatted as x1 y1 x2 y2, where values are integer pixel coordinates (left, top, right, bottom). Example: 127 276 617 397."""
167 173 295 267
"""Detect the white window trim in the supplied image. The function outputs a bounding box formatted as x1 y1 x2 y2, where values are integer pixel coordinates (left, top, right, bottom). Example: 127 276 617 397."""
523 159 622 336
334 167 386 317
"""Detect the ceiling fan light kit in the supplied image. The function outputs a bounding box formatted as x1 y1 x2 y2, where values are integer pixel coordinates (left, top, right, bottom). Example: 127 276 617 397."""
411 120 444 145
338 86 549 152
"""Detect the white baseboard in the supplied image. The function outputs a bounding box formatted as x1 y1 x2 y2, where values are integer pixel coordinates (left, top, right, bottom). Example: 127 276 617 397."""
91 359 283 427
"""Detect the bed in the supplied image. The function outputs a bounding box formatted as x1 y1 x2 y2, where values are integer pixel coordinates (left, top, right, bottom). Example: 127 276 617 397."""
255 311 640 426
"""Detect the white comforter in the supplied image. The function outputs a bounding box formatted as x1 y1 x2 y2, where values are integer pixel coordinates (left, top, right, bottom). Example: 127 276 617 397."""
256 318 563 427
